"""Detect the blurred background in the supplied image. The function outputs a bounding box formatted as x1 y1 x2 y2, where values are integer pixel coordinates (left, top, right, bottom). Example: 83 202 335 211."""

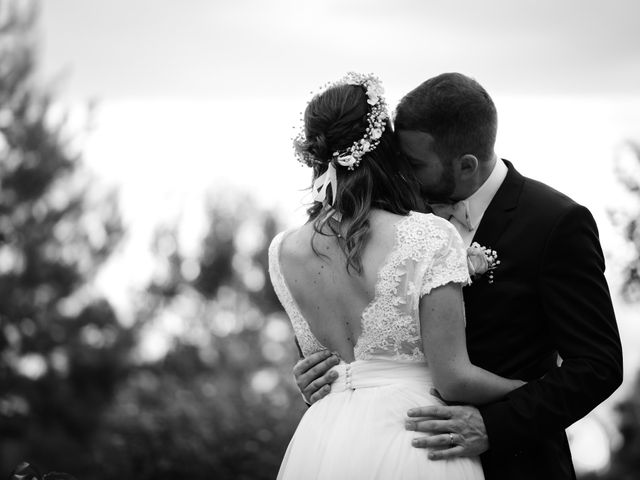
0 0 639 478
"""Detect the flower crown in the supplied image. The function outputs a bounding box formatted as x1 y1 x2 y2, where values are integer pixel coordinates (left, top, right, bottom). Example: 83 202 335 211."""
293 72 389 171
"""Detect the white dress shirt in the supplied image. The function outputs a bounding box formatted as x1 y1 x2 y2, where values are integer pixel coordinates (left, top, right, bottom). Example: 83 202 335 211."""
448 158 508 247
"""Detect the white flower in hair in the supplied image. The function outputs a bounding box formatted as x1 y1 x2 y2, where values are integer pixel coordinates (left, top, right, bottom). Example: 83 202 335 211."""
365 81 384 105
336 154 357 168
292 72 389 172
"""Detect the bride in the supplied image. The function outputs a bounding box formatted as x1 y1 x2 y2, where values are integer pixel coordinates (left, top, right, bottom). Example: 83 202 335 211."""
269 73 524 479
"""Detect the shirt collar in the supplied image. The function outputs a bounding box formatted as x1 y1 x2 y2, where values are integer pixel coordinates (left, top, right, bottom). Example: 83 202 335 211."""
464 157 508 230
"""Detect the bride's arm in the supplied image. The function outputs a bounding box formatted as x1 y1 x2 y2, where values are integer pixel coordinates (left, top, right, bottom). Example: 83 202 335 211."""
420 282 525 405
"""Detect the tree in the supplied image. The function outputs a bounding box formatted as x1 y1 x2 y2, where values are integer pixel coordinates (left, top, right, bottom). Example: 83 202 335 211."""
91 194 305 480
589 141 640 480
0 1 131 475
610 141 640 302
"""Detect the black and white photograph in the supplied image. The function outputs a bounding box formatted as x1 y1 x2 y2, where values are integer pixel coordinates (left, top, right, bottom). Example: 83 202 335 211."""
1 0 639 479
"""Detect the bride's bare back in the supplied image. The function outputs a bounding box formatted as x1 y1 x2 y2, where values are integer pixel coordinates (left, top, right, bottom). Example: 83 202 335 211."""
272 209 478 367
278 210 402 362
271 208 525 405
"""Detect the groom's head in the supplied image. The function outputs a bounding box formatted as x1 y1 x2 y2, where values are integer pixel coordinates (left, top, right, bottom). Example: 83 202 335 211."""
395 73 497 202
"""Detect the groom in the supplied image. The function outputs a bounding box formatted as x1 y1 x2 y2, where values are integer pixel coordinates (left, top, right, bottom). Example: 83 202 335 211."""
292 73 623 479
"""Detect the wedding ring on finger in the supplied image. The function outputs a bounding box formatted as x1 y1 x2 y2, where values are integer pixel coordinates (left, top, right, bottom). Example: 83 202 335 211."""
448 433 455 448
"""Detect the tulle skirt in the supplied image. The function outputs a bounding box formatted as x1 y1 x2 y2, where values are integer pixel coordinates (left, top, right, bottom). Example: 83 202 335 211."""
277 359 484 480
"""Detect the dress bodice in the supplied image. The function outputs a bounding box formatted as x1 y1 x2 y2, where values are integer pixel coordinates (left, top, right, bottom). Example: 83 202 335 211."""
268 212 470 362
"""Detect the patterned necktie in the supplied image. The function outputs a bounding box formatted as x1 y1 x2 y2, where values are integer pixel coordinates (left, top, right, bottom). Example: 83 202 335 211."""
430 200 474 231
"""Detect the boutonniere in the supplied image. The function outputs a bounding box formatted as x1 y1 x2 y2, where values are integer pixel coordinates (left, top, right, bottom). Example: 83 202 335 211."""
467 242 500 284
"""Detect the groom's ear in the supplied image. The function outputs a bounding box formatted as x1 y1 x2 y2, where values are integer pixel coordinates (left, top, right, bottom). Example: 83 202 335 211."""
454 154 479 180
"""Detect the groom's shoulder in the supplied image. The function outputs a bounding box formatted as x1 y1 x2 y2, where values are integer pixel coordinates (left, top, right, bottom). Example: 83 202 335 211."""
507 163 599 233
517 170 582 216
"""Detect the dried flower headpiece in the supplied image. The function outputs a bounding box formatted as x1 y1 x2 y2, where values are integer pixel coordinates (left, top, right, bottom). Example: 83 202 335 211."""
293 72 390 209
293 72 389 171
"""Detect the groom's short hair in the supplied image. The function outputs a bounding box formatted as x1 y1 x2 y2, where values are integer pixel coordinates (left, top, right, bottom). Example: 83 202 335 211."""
395 73 497 163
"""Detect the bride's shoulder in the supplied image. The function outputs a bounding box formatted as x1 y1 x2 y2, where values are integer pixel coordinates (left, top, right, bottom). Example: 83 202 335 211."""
269 225 312 260
395 212 461 249
369 210 443 233
269 229 287 250
409 211 457 229
269 227 296 256
368 210 408 235
369 209 405 223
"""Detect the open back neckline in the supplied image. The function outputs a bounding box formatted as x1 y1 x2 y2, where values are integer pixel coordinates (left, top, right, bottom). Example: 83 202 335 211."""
273 212 417 360
269 210 469 363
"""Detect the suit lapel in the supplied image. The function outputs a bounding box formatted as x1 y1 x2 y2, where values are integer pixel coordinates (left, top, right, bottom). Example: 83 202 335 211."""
471 160 524 248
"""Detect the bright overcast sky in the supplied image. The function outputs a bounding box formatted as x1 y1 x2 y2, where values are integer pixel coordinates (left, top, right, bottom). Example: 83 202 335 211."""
37 0 640 381
36 0 640 215
34 2 640 469
36 0 640 284
39 0 640 100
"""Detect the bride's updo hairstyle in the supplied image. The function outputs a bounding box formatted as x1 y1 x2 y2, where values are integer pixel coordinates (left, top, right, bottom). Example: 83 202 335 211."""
297 79 421 274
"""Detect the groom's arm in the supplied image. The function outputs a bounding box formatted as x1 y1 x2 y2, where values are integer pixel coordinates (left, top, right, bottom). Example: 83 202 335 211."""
478 204 623 454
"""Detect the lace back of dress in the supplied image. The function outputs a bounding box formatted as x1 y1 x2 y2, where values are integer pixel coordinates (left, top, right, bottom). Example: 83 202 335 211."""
268 213 470 362
268 232 325 357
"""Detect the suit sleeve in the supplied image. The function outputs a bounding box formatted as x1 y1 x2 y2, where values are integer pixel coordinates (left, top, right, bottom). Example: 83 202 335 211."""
478 204 623 454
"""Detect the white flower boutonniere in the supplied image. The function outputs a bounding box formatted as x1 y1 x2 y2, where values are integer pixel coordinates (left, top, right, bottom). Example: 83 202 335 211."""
467 242 500 284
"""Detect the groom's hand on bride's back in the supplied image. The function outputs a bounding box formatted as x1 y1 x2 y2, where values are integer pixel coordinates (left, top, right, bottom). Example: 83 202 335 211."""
293 350 341 405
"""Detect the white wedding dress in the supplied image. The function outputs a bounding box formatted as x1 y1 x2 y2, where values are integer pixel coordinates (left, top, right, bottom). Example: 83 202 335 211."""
269 212 485 480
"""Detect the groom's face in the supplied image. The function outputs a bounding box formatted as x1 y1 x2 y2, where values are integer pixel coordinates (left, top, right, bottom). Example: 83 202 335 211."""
397 130 456 202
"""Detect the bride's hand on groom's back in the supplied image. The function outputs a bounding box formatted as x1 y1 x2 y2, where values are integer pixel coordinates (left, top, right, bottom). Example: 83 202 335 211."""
293 350 341 405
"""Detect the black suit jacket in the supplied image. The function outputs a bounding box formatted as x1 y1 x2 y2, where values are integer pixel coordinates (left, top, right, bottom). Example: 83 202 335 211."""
465 160 623 480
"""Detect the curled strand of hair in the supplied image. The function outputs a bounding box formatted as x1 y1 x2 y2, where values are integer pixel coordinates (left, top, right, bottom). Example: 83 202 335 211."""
301 79 422 276
309 134 330 162
338 173 372 274
308 205 344 266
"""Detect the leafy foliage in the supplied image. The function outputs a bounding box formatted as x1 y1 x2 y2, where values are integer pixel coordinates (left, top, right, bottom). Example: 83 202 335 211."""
584 142 640 480
90 195 304 480
0 3 304 477
0 0 130 475
598 373 640 480
610 141 640 302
